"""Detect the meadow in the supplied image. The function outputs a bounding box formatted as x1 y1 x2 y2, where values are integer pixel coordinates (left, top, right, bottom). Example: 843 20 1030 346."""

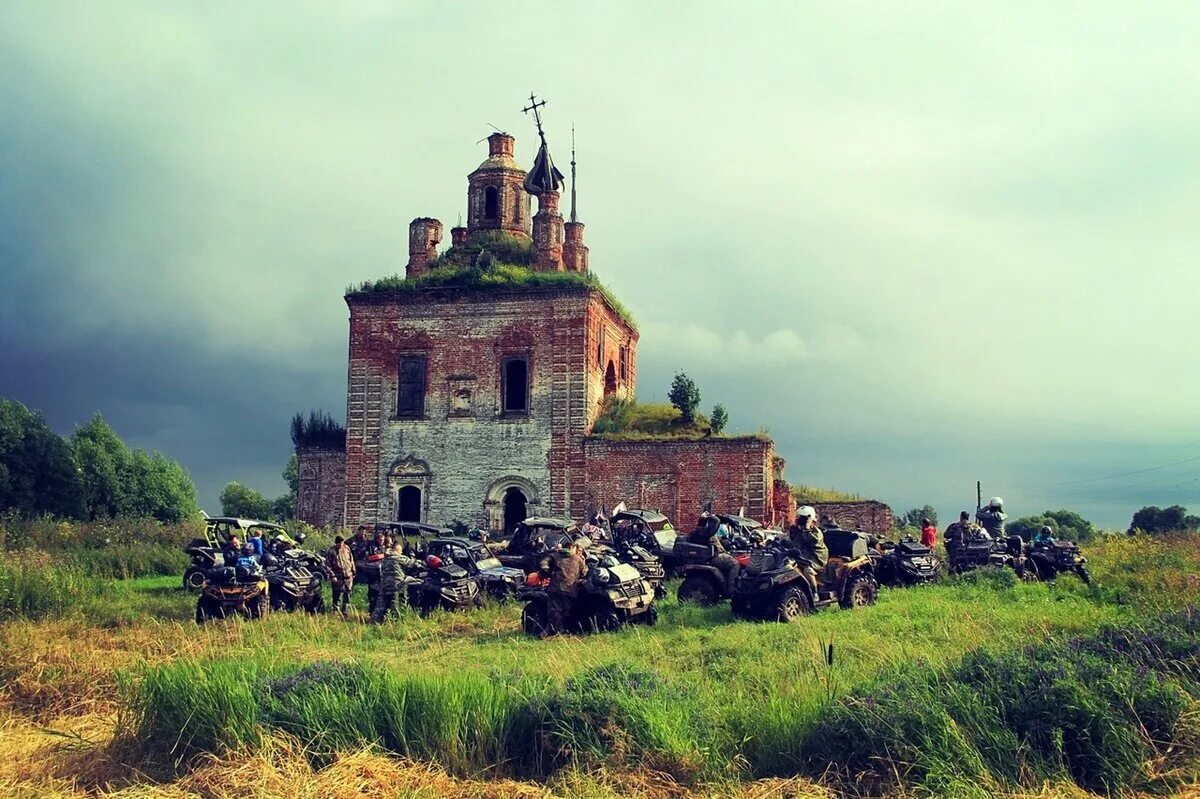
1 520 1198 798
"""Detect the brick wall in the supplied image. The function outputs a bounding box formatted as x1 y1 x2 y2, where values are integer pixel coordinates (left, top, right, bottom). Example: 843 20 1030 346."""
296 446 346 529
582 437 776 526
343 284 638 530
808 501 895 536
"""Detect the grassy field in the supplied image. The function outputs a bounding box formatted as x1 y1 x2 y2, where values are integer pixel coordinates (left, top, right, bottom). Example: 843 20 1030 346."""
1 529 1198 798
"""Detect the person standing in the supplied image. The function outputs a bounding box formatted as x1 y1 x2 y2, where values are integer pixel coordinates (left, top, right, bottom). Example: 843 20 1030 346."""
371 543 411 623
325 536 356 615
920 517 938 548
546 542 587 635
976 498 1008 538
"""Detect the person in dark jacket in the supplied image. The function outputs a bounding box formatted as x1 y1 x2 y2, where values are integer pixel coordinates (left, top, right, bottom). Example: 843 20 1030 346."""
690 513 740 594
785 506 828 594
362 530 389 611
220 534 243 566
371 543 412 623
349 526 371 561
944 511 977 561
546 542 587 635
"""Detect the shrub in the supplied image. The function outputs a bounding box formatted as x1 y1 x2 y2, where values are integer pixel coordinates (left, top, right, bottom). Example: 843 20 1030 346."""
290 410 346 450
1009 509 1097 542
668 372 701 424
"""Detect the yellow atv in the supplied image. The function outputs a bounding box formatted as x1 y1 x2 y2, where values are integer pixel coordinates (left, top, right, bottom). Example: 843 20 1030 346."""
731 530 878 621
195 564 270 623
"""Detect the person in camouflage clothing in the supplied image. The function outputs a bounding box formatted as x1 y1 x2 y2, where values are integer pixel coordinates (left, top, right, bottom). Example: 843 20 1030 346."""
371 543 413 623
545 542 587 635
785 506 828 594
325 536 356 615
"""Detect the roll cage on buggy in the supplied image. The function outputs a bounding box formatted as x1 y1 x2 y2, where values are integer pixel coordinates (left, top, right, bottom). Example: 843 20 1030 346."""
421 536 525 600
183 516 291 591
497 517 581 572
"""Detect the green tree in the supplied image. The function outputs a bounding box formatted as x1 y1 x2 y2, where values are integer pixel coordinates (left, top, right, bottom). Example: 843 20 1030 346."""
668 372 701 425
1009 508 1097 542
896 505 938 531
1130 505 1199 534
270 453 299 522
710 404 729 434
0 398 85 519
220 482 272 519
70 413 197 522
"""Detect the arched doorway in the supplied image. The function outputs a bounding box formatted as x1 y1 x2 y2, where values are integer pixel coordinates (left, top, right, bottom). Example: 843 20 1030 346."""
503 487 528 533
604 360 617 396
397 485 422 522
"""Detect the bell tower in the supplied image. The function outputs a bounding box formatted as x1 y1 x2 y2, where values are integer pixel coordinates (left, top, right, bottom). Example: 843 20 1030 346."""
466 133 532 240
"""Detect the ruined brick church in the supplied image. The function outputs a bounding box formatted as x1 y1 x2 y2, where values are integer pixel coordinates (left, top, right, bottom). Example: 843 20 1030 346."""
297 111 800 533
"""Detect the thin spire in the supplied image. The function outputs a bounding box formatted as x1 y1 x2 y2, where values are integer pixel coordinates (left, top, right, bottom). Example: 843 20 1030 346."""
570 124 578 223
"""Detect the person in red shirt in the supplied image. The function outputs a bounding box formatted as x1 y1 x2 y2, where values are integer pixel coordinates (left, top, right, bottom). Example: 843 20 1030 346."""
920 517 938 548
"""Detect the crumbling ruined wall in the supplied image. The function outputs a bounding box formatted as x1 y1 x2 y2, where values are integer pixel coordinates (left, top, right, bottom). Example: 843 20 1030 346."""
808 501 894 536
581 437 775 526
296 446 346 529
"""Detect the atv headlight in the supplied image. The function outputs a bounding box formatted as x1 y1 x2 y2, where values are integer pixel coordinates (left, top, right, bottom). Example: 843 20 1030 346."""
595 567 612 585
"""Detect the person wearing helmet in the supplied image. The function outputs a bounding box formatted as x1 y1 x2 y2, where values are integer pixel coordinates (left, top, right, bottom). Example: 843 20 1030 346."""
1033 525 1056 549
545 541 587 636
786 506 828 594
976 497 1008 539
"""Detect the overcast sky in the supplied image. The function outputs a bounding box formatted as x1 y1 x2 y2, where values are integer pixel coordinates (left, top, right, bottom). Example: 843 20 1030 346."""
2 2 1198 529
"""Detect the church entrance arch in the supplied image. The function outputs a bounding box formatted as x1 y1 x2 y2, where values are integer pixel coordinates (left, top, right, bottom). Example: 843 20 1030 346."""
484 475 540 534
387 456 431 523
503 488 527 534
604 360 617 396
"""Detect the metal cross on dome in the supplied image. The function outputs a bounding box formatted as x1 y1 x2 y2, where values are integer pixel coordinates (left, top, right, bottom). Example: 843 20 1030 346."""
521 93 548 140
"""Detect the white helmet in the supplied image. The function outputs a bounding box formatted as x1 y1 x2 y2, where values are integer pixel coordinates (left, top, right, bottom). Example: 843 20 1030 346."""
988 497 1004 510
796 505 817 520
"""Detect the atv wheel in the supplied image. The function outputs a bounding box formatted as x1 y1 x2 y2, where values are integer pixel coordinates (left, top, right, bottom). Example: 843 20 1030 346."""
593 611 623 633
730 594 755 620
840 574 878 609
1018 561 1041 582
183 567 206 592
305 594 325 614
1075 566 1091 585
195 596 219 624
521 602 549 637
774 586 812 622
635 605 659 626
248 593 269 620
678 575 720 606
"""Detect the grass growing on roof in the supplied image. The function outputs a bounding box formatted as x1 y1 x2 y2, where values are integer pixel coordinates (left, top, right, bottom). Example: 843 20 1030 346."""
346 263 636 330
590 396 768 442
789 485 865 503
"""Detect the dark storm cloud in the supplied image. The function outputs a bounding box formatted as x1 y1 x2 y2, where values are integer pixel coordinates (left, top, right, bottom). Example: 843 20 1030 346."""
2 2 1199 527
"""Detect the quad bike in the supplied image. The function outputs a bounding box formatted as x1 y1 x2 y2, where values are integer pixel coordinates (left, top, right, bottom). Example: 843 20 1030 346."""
607 540 666 598
195 563 269 623
873 536 943 587
406 561 481 616
1025 540 1090 584
183 538 224 591
673 538 752 606
519 556 657 636
731 529 878 622
948 531 1035 580
420 537 525 602
262 554 324 613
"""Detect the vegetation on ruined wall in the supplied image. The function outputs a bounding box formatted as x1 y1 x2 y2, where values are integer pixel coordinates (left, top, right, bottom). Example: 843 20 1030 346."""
1 531 1199 798
789 484 864 503
347 264 636 330
290 410 346 450
590 396 758 442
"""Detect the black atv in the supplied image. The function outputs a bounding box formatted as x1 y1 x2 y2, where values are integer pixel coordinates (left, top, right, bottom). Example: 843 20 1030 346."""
949 531 1034 579
873 537 943 587
731 529 878 622
267 531 327 587
406 561 481 616
673 539 744 606
422 537 525 601
261 553 324 613
608 540 666 598
183 537 224 591
519 557 657 636
195 562 270 623
1025 540 1090 584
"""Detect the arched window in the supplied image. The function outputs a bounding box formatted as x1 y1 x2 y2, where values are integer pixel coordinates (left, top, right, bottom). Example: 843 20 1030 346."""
512 189 522 223
484 186 499 220
604 361 617 396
